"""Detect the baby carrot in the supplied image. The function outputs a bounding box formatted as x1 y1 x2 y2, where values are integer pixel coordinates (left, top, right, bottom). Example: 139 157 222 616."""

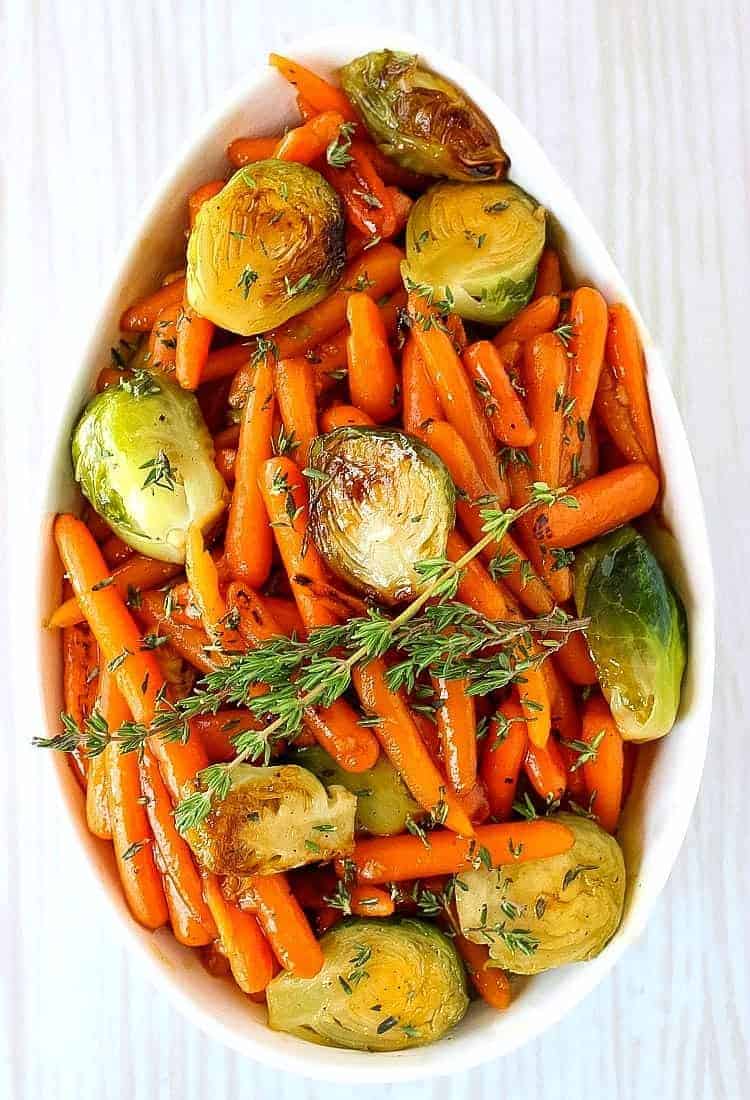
320 404 375 431
349 884 395 918
524 736 567 804
275 110 345 164
561 287 608 478
274 356 319 458
544 464 659 548
188 180 224 227
606 304 659 472
432 675 477 795
463 340 535 447
147 303 180 372
479 698 529 820
322 143 396 238
493 295 559 349
175 305 215 390
244 873 324 978
226 135 279 167
201 874 275 993
581 693 624 833
340 819 575 883
522 332 568 490
120 278 186 332
402 337 442 436
454 934 511 1010
223 351 276 586
269 54 358 121
593 366 647 464
533 248 562 298
555 631 598 685
346 292 400 422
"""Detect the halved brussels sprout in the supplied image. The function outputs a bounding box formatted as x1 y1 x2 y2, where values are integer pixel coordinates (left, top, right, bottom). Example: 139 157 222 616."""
456 813 625 975
188 763 356 875
267 917 468 1050
308 427 455 604
575 526 687 742
72 372 227 563
340 50 509 181
186 161 345 335
402 180 546 324
289 744 422 835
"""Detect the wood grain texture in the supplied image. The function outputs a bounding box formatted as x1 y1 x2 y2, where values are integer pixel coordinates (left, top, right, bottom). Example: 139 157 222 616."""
2 0 748 1097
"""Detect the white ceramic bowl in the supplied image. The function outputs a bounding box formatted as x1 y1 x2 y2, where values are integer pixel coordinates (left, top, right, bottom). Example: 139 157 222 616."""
34 26 715 1084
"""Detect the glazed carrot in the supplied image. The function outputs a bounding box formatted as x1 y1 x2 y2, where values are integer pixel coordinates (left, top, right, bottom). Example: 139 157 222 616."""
98 672 170 929
48 556 182 629
561 287 608 478
424 420 553 616
190 710 264 762
213 424 241 450
479 698 529 820
454 934 511 1010
139 747 216 945
408 295 508 505
188 179 224 227
522 332 568 489
524 736 567 804
202 873 275 993
606 304 659 472
346 292 400 422
447 531 551 747
147 303 180 371
505 455 573 604
543 660 587 803
433 675 477 794
185 525 228 645
578 417 600 481
245 873 324 978
54 516 206 797
349 884 395 917
402 337 442 435
269 54 357 122
581 693 624 833
101 534 133 568
320 404 375 431
175 305 214 390
310 332 348 392
268 242 403 358
533 248 562 298
86 749 111 839
296 94 317 121
287 866 338 909
201 342 254 384
461 778 491 825
494 295 559 349
593 366 647 464
223 351 276 585
463 341 535 447
275 356 319 458
323 142 396 237
263 596 305 637
138 591 216 674
544 464 659 548
340 819 574 883
366 142 428 191
555 630 598 685
353 658 474 836
275 110 345 164
315 907 342 936
120 278 186 332
63 622 98 732
96 366 125 391
226 135 279 168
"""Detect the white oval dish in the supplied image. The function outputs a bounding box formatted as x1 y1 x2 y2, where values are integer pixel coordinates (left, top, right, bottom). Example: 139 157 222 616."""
33 26 715 1084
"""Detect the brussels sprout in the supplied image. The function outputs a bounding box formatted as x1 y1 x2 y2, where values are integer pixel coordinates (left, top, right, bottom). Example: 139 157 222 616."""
340 50 508 181
188 763 356 875
574 526 687 742
456 813 625 975
289 745 422 835
402 180 546 325
72 372 227 563
186 161 345 336
308 427 455 604
267 917 468 1050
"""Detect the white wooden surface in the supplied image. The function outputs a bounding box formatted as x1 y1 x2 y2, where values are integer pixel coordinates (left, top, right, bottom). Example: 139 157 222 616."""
2 1 748 1097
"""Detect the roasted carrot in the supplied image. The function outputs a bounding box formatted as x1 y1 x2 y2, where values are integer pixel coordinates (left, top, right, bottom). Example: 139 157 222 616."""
581 693 624 833
561 287 608 479
202 874 275 993
522 332 568 489
120 278 186 332
226 135 279 168
479 698 529 820
339 819 574 883
544 464 659 548
408 294 508 504
353 658 474 836
244 874 324 978
606 304 659 472
188 180 224 227
48 556 182 630
175 305 215 390
524 736 567 804
402 337 442 435
349 884 395 917
494 295 559 349
139 747 217 945
533 248 562 298
346 292 400 422
454 934 511 1009
147 303 180 372
269 54 357 122
320 404 375 431
274 356 319 458
323 142 396 238
275 110 345 164
593 366 648 465
463 341 535 447
223 351 275 586
433 675 477 795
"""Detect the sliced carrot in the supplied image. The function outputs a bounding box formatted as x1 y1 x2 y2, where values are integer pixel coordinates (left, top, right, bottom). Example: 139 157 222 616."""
544 464 659 548
120 278 186 332
479 698 528 820
581 693 624 833
606 304 659 472
320 404 375 431
346 292 400 422
269 54 357 122
274 356 319 458
533 249 562 298
340 819 574 883
62 621 98 739
494 295 559 349
463 341 535 447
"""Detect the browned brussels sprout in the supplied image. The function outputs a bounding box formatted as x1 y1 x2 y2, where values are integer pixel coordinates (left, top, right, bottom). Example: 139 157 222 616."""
339 50 509 181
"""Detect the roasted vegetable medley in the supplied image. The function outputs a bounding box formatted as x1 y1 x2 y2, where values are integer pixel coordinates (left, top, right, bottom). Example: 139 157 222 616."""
40 49 686 1052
